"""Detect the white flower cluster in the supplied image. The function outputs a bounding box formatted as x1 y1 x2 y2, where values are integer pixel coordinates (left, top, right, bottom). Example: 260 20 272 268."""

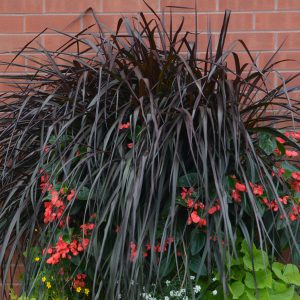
141 276 218 300
169 288 188 298
193 285 201 294
140 293 158 300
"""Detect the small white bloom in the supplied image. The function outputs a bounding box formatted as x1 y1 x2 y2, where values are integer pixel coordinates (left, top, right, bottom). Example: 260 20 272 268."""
193 285 201 294
212 290 218 296
190 275 195 280
164 297 170 300
183 297 189 300
165 280 171 286
169 290 175 297
212 277 217 282
180 288 186 295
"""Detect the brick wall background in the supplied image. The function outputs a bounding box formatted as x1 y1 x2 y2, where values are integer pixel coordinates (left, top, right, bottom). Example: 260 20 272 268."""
1 0 300 297
0 0 300 87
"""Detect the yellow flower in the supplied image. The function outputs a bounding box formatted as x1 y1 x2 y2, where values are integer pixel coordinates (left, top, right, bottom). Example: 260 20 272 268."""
34 257 40 262
41 276 47 282
84 288 90 295
76 287 82 293
46 282 51 289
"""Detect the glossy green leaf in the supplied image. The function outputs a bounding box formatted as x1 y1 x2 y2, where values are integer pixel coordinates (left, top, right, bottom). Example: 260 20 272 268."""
229 281 245 299
190 229 205 255
258 133 277 155
244 270 272 289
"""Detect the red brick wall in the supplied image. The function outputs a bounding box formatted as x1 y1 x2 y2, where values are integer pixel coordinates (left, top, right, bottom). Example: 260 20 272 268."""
0 0 299 91
1 0 300 297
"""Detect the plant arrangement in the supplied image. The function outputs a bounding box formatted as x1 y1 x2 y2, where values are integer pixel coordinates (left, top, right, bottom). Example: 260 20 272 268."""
1 5 300 299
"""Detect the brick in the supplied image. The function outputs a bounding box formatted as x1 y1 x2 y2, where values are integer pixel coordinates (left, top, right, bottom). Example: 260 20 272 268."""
259 52 300 71
256 12 300 31
163 14 196 32
46 0 101 13
5 264 25 282
278 32 300 50
219 0 274 11
25 16 81 33
225 33 275 51
225 51 256 72
0 35 37 52
172 33 212 52
0 55 26 73
0 78 23 92
161 0 216 12
0 283 21 299
278 0 300 10
103 0 158 12
279 71 300 87
82 14 136 33
198 13 253 32
43 34 91 52
0 16 23 33
0 0 42 13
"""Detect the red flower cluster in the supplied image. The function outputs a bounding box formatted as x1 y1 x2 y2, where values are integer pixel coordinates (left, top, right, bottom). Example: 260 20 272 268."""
180 187 193 200
44 236 71 265
231 181 264 203
289 206 300 222
208 201 221 215
45 235 90 265
291 172 300 193
274 131 300 157
44 190 66 225
262 194 300 222
285 131 300 141
119 122 130 130
274 147 298 157
72 273 87 289
188 211 207 227
40 170 53 193
127 142 134 149
180 187 222 227
130 237 174 260
130 242 137 261
43 188 75 226
80 223 95 235
40 171 77 226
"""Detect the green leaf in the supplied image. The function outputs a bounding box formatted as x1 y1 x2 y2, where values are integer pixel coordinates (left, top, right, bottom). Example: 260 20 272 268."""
189 254 207 275
280 161 299 173
241 241 269 271
258 133 277 155
244 270 272 289
77 186 90 200
159 256 175 277
273 262 300 286
292 293 300 300
269 285 295 300
190 229 205 255
230 266 245 281
277 141 286 156
178 173 198 187
273 262 285 280
229 281 245 299
282 264 300 286
272 280 289 293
